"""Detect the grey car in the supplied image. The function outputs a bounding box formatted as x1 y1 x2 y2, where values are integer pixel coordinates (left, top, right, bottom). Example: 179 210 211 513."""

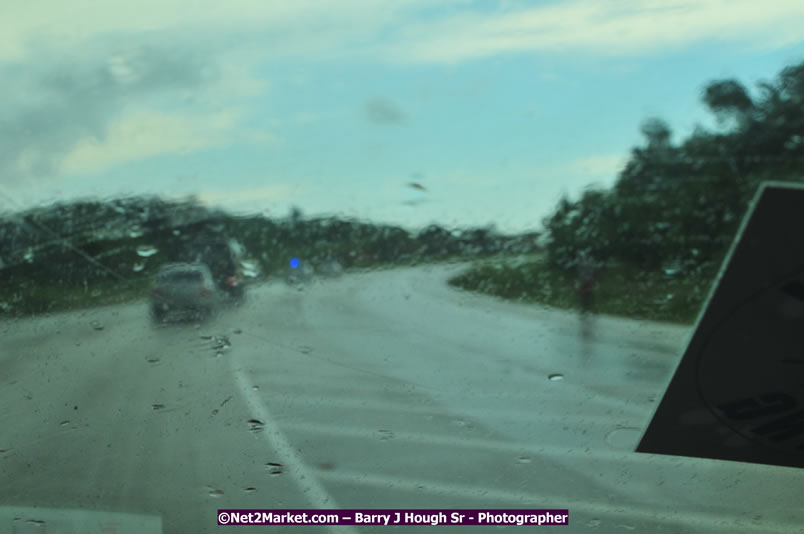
150 263 218 322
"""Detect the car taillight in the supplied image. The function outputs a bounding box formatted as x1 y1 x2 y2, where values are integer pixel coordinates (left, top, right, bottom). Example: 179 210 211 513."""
226 276 237 287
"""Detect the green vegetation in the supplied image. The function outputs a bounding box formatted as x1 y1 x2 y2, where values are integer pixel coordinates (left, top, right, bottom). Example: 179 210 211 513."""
2 61 802 322
0 200 539 318
4 278 153 316
450 256 718 323
450 60 804 324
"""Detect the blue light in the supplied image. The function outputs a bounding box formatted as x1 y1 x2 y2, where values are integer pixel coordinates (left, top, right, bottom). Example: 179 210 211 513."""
289 257 300 269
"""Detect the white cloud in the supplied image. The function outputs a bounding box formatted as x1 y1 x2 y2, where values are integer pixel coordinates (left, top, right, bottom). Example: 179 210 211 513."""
244 131 277 147
196 184 297 205
59 111 238 175
193 183 305 216
380 0 804 63
2 1 802 68
570 154 628 177
59 110 278 176
4 0 802 213
294 111 322 125
0 0 450 62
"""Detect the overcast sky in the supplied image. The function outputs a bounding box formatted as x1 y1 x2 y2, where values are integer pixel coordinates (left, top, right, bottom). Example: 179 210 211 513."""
0 0 802 232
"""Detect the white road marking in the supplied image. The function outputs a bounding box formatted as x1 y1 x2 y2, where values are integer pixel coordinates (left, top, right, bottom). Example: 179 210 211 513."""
233 365 361 534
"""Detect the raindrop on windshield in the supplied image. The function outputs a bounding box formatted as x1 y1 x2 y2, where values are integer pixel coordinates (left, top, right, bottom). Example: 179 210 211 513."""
663 261 681 276
548 373 564 381
517 456 532 464
136 245 158 257
90 320 104 331
248 419 265 433
14 518 45 527
205 335 231 352
241 260 259 277
265 462 283 475
604 427 642 449
133 262 145 273
208 488 224 498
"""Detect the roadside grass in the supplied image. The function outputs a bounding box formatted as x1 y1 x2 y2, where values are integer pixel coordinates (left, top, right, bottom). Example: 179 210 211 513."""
2 252 713 325
448 256 716 325
0 254 474 318
1 278 151 318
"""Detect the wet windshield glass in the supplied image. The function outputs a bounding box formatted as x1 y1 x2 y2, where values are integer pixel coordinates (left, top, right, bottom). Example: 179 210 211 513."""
1 2 803 533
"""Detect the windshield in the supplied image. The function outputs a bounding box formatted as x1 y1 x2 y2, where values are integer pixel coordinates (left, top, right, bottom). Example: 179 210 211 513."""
1 2 803 533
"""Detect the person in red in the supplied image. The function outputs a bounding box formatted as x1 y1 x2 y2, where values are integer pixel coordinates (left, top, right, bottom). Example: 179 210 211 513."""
576 252 597 348
577 252 596 315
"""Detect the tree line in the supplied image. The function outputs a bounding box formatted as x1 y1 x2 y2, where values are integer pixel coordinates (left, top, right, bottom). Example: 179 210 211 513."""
543 61 804 278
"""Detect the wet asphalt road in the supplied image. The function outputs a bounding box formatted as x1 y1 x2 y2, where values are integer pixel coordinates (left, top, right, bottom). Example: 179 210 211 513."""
1 264 802 534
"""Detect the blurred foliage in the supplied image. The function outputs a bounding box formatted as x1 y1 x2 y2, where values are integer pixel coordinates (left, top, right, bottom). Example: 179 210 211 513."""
543 60 804 276
451 60 804 325
449 257 715 324
0 197 540 317
3 61 803 323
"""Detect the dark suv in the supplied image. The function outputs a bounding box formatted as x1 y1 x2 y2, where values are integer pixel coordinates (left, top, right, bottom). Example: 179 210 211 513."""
179 237 246 299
